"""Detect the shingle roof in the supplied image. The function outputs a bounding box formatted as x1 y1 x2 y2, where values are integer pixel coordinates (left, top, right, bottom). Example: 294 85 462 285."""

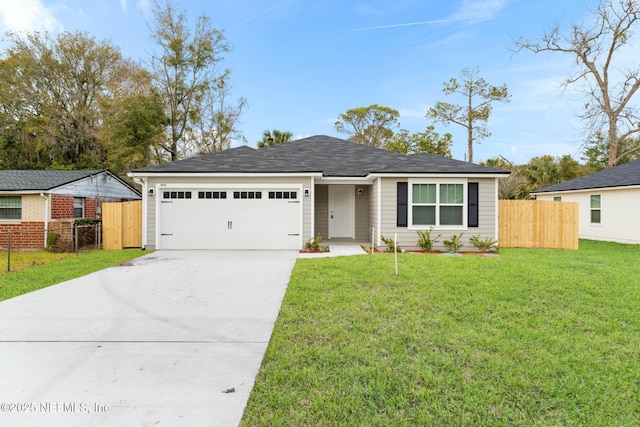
133 135 509 176
533 159 640 193
0 169 106 191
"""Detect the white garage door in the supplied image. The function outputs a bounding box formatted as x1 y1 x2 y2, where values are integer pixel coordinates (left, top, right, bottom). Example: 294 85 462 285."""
158 187 301 249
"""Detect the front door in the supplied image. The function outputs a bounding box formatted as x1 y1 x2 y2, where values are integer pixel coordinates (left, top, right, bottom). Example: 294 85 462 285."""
328 185 355 238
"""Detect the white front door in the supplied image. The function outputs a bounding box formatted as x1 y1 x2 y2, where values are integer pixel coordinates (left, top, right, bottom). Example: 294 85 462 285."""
328 185 355 238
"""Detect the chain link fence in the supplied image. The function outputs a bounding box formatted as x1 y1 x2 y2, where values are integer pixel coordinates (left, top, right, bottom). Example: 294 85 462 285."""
0 221 102 274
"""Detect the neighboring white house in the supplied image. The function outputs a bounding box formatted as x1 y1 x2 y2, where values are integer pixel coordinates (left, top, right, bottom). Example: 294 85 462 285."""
532 159 640 244
129 135 510 251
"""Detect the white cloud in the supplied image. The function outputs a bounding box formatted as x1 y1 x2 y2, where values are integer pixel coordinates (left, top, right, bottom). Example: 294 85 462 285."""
0 0 63 34
137 0 151 17
451 0 509 23
120 0 127 12
398 107 427 120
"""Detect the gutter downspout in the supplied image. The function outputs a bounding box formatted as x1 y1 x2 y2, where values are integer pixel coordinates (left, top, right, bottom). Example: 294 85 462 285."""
40 193 49 249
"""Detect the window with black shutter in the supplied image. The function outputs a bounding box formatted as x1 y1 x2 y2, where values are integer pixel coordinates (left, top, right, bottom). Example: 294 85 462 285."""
397 182 408 227
468 182 479 227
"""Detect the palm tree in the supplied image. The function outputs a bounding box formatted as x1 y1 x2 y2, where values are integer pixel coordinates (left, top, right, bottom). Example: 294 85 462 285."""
258 129 293 148
516 155 562 199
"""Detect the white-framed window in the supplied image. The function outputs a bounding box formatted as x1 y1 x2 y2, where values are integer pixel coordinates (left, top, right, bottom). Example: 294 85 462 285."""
74 197 85 219
590 194 601 224
553 196 562 201
0 196 21 220
409 180 467 229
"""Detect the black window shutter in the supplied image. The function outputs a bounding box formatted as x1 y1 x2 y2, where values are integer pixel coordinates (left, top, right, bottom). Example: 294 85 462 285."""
397 182 408 227
468 182 479 227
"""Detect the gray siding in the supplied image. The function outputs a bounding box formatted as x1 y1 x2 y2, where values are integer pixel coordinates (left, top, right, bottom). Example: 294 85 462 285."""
379 177 498 251
314 185 328 238
369 178 380 244
53 172 140 200
355 185 370 240
145 176 313 249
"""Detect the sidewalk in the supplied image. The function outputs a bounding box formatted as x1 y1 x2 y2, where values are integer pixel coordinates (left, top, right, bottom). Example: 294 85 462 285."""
298 244 368 258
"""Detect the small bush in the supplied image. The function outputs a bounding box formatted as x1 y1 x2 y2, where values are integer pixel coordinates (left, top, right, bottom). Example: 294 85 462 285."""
46 232 60 250
470 234 498 252
305 234 323 251
443 233 464 253
74 218 102 226
416 227 441 251
380 235 401 253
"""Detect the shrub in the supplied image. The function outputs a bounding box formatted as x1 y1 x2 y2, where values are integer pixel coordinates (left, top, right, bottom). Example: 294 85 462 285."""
469 235 498 252
416 227 441 251
46 232 60 250
443 233 464 253
380 235 401 253
305 234 323 251
74 218 101 226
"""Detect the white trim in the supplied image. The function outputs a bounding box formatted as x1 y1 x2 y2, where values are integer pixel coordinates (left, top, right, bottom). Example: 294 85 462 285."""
370 173 509 179
407 178 468 231
376 177 382 247
141 178 148 249
0 190 52 195
533 184 640 196
156 183 302 189
494 179 499 245
589 194 602 226
310 176 315 241
155 183 161 250
131 172 321 178
316 176 374 184
132 171 509 180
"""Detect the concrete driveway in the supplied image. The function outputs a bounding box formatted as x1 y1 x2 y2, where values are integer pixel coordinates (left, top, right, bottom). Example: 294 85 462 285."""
0 250 298 427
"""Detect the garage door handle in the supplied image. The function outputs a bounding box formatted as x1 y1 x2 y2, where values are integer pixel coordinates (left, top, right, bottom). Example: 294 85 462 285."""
228 221 232 229
288 234 299 236
161 233 173 236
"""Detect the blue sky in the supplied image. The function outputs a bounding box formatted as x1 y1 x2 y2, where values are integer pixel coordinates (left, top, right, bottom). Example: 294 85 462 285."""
0 0 615 164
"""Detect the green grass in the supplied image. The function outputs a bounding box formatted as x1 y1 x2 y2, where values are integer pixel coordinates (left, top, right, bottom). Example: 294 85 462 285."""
0 251 76 275
0 249 147 302
241 240 640 426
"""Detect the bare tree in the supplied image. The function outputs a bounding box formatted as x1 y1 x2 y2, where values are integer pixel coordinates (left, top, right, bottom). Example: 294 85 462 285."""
515 0 640 167
148 0 244 161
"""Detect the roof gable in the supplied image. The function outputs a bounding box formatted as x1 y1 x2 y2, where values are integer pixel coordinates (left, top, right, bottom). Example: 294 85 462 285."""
0 169 141 197
133 135 510 177
0 169 105 191
533 159 640 193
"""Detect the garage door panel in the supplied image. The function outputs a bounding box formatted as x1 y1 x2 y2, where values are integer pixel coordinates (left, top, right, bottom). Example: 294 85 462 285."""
159 187 301 249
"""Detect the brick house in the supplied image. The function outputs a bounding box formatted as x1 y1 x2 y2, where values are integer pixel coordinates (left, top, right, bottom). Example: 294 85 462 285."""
0 170 141 250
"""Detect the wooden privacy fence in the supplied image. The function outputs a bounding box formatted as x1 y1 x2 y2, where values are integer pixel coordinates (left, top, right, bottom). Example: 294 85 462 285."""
102 200 142 250
498 200 579 250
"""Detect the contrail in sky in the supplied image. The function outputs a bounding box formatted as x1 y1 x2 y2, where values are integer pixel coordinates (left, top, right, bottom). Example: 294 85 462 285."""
344 17 470 32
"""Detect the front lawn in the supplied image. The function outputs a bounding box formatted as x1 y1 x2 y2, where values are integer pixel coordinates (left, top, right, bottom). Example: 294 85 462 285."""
242 240 640 426
0 249 147 302
0 251 76 275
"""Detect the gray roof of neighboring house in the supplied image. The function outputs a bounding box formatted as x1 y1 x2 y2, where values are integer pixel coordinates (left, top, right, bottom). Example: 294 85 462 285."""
0 169 140 195
133 135 509 177
533 159 640 193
